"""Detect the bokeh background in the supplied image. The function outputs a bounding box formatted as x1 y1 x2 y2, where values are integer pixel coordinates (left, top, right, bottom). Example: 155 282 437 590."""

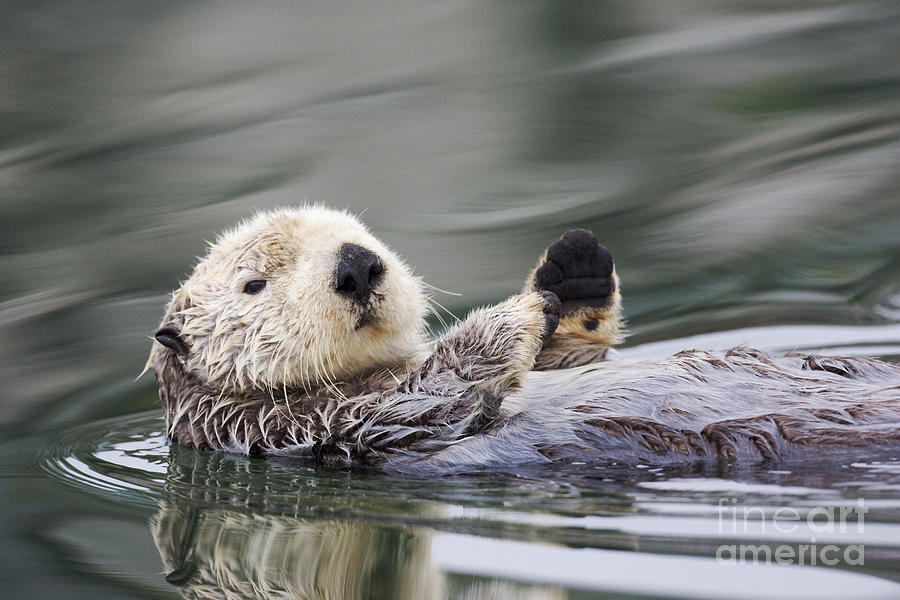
1 1 899 598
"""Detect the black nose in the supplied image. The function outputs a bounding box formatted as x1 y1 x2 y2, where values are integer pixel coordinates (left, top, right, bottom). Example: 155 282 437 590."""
335 243 384 305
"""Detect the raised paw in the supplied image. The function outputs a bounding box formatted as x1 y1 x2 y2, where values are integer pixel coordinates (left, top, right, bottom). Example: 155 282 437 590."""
523 230 623 369
533 229 615 317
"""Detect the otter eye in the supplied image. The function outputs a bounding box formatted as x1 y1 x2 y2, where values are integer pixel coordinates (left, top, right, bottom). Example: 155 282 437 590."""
243 280 267 294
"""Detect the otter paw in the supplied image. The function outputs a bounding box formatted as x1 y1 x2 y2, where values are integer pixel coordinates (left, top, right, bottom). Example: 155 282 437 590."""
534 229 615 316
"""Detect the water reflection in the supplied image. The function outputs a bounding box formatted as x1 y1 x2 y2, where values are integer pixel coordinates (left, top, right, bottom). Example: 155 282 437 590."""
19 410 900 597
143 439 900 600
151 448 573 600
153 502 439 600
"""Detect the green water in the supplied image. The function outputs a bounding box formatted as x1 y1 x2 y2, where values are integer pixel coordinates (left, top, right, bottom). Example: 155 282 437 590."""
2 1 900 598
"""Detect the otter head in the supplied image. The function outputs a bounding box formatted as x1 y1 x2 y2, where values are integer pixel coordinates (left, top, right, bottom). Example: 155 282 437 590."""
149 206 428 393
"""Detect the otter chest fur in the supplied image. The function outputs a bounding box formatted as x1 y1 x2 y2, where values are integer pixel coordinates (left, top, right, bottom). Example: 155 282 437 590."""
148 207 900 474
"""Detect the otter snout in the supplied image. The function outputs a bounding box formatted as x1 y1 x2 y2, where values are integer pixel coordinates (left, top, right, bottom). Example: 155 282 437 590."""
335 243 384 306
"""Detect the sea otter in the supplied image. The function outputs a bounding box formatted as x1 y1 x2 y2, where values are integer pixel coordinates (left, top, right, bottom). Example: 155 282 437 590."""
147 206 900 473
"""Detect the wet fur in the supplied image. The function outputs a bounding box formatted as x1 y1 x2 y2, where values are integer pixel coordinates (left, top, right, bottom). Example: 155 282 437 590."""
149 208 900 474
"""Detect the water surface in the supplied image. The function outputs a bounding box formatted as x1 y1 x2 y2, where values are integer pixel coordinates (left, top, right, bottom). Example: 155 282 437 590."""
2 1 899 598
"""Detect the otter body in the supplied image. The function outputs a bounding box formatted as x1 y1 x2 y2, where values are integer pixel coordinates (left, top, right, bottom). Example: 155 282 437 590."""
148 207 900 473
415 349 900 473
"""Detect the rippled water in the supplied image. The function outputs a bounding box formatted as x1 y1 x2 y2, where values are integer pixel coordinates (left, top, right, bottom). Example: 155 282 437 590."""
34 410 900 599
2 1 900 598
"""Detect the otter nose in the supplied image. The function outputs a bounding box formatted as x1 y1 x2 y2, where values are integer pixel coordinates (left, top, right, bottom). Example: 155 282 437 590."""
335 243 384 305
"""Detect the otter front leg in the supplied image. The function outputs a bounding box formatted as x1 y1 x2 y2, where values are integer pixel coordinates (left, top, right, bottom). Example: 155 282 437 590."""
414 291 560 432
524 229 623 370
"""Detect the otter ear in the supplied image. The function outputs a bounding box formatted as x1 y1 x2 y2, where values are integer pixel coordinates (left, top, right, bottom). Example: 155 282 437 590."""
154 326 189 356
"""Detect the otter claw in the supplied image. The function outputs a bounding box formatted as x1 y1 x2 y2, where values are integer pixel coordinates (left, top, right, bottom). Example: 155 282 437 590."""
536 229 615 316
537 290 560 341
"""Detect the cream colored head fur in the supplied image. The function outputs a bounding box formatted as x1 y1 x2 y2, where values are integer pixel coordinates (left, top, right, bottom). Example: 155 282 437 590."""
151 206 428 392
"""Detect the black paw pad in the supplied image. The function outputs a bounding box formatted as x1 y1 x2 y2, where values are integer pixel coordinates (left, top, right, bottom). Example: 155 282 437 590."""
535 229 614 316
537 291 560 341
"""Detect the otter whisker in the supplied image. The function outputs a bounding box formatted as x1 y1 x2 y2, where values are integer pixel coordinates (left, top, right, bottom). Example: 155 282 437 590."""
278 383 302 428
427 295 460 324
425 299 448 331
324 351 340 384
312 346 328 386
321 352 348 402
297 338 311 389
310 342 339 400
421 281 462 297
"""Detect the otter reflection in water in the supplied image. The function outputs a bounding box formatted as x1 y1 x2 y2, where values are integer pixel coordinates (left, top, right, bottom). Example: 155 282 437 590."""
152 448 585 600
153 502 437 599
147 207 900 472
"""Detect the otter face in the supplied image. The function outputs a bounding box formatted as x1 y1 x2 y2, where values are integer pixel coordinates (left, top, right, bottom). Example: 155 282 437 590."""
152 206 428 391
